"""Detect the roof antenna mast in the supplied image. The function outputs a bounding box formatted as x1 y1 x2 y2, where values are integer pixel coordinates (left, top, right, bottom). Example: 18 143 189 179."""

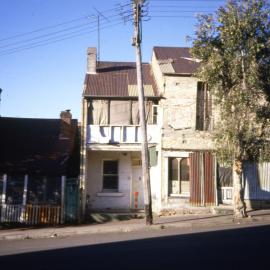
93 7 110 63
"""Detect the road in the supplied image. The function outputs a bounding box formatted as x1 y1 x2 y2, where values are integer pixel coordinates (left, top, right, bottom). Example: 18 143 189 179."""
0 224 269 270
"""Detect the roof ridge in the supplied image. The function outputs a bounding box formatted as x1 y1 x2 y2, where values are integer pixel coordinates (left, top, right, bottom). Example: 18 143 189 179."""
153 46 191 49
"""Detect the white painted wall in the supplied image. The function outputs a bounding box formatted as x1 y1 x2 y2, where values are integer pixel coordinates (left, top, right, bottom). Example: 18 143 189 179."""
86 151 132 210
85 149 162 212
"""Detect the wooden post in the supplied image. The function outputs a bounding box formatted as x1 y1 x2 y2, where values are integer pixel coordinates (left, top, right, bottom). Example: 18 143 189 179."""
61 176 66 224
22 175 28 206
80 98 88 222
1 174 7 222
21 174 28 222
132 0 153 225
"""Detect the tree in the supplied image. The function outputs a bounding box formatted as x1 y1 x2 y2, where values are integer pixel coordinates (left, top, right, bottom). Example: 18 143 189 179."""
190 0 270 218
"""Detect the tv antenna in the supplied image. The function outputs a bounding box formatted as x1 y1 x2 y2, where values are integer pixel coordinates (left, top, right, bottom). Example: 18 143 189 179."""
92 7 110 63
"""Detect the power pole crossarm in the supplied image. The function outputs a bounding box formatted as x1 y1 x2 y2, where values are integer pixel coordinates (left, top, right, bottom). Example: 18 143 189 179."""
132 0 153 225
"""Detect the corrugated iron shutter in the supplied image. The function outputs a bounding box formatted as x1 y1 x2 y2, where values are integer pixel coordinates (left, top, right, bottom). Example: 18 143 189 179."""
204 152 216 205
190 151 216 206
190 152 202 206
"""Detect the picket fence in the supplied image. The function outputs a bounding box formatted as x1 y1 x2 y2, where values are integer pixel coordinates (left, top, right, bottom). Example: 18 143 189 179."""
0 204 61 225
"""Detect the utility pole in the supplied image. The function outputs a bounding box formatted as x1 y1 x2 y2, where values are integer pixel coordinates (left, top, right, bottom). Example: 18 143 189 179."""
132 0 153 225
0 88 2 117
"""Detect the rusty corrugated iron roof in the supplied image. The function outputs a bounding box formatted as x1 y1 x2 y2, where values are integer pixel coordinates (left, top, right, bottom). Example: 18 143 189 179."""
128 85 155 97
83 61 159 98
153 46 200 75
154 46 191 59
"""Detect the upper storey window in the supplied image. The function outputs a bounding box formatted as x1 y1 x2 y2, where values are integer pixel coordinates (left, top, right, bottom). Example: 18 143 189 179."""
88 100 157 125
196 82 212 131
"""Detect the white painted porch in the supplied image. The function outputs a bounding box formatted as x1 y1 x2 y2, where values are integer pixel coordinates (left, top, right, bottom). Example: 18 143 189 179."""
87 125 159 144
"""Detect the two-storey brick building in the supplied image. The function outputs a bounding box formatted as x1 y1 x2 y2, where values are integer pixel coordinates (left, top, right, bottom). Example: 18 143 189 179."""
80 46 219 215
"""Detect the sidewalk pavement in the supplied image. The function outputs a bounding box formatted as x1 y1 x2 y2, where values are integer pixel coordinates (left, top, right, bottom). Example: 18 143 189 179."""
1 209 270 241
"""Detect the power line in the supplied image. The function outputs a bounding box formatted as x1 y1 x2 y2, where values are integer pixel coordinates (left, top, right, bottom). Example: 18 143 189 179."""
0 17 88 43
0 21 97 49
0 20 131 57
149 10 215 13
0 12 132 50
151 15 198 18
150 0 224 2
0 0 225 57
150 4 221 8
0 2 132 43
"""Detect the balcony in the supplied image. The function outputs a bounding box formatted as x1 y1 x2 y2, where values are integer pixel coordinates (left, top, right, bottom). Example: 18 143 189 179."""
87 125 159 145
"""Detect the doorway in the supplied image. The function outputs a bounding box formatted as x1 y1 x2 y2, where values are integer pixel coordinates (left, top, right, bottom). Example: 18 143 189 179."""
131 161 144 210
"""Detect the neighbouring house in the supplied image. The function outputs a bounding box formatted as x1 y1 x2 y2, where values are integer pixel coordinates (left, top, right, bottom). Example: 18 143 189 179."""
152 47 270 211
81 46 270 215
0 110 80 224
151 47 217 212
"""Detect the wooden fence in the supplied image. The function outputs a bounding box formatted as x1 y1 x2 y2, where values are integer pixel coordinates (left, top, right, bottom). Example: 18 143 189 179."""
0 204 61 225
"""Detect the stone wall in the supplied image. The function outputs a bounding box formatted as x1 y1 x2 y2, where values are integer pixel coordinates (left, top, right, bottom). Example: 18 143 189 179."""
151 53 215 151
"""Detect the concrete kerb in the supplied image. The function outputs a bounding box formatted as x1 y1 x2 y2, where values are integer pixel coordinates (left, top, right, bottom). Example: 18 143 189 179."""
1 210 270 241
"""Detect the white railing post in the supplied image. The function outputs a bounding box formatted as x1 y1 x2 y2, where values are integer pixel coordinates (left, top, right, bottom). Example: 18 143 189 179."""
61 176 66 224
109 125 112 142
1 174 7 222
120 126 123 143
22 174 28 206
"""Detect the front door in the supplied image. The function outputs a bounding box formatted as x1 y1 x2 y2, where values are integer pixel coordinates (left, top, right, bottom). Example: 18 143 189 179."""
131 166 144 209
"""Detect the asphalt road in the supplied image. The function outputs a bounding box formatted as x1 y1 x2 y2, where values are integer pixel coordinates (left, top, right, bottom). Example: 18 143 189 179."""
0 224 269 270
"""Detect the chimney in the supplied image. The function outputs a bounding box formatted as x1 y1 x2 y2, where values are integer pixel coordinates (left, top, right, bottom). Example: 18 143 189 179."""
87 47 97 74
60 109 72 125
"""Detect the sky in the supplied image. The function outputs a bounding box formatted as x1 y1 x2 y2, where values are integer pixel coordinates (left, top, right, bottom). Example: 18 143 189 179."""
0 0 226 120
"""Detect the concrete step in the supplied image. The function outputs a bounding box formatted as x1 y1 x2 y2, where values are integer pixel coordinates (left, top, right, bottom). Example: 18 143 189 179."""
86 212 145 224
211 205 234 215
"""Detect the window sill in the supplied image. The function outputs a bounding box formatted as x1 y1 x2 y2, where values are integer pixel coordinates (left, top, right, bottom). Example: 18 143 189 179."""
96 192 124 197
169 194 190 198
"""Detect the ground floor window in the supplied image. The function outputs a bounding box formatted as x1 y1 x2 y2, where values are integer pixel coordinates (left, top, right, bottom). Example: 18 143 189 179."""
168 157 190 195
103 160 118 191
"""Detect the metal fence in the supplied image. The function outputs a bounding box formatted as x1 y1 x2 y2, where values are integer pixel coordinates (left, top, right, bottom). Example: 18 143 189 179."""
244 162 270 200
0 175 79 225
0 204 61 225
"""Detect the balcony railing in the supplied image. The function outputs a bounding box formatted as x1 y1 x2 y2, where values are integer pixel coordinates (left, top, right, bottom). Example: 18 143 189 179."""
87 125 159 144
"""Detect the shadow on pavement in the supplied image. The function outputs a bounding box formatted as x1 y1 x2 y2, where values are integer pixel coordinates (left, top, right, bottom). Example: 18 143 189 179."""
0 224 270 270
155 213 232 225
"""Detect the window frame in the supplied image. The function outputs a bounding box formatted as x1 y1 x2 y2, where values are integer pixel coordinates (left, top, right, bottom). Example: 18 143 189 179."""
102 159 119 192
168 157 190 196
152 105 158 125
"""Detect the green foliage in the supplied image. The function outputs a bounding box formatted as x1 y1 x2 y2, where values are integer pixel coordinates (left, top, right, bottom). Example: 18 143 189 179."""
191 0 270 164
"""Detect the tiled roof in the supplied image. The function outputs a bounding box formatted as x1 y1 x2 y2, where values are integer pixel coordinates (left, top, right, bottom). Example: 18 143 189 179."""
153 46 200 74
0 117 80 176
83 61 159 98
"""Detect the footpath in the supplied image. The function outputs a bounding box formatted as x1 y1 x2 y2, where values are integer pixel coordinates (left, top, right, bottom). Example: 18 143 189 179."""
1 209 270 241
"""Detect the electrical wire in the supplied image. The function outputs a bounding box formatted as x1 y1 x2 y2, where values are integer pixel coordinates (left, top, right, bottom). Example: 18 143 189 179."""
149 10 215 13
0 2 132 43
0 19 132 56
150 0 224 2
0 0 224 57
0 12 133 50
